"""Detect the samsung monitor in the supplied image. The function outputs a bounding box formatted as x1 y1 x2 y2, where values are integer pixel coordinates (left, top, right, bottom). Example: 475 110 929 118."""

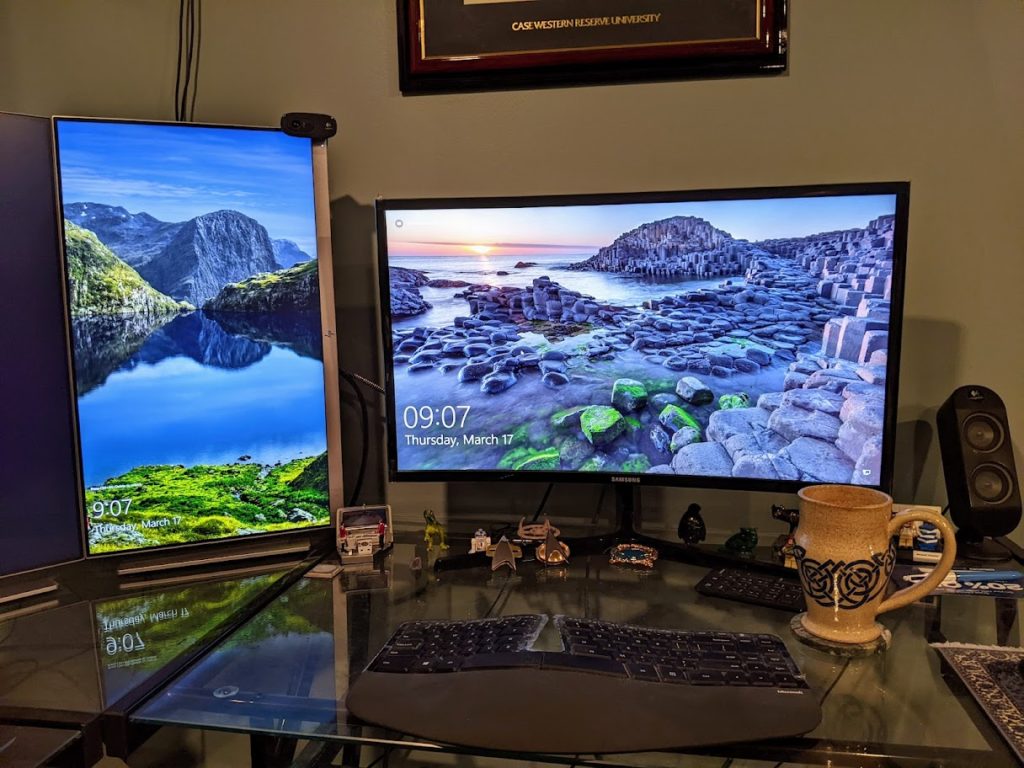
0 112 84 581
377 183 908 494
53 117 342 558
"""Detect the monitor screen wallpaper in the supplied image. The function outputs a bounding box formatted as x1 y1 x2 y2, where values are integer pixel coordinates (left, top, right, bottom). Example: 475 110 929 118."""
55 119 332 555
380 187 905 490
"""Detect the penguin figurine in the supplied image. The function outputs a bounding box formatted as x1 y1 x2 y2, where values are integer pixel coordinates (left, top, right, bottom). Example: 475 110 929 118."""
677 503 707 544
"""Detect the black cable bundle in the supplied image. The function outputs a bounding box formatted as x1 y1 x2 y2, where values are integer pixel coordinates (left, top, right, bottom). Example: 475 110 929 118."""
339 369 373 508
174 0 203 121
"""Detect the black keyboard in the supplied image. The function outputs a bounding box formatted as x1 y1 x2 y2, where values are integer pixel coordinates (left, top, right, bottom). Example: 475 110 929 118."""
697 567 807 612
349 614 821 753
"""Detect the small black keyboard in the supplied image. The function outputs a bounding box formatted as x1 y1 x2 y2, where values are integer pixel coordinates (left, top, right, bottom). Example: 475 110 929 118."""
696 567 807 612
367 614 807 689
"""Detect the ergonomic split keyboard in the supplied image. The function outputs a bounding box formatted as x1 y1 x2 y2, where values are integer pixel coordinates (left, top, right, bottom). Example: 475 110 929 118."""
347 615 822 754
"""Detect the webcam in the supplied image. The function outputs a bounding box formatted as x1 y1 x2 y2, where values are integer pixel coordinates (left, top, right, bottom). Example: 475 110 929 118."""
280 112 337 141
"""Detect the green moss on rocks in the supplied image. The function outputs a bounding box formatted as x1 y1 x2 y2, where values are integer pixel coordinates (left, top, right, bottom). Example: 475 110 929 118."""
611 378 648 412
659 404 701 434
580 406 626 446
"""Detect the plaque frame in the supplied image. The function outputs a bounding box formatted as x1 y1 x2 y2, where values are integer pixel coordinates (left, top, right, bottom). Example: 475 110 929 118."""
398 0 787 94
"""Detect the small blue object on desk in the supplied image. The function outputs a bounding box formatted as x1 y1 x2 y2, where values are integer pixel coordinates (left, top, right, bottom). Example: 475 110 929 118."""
893 565 1024 597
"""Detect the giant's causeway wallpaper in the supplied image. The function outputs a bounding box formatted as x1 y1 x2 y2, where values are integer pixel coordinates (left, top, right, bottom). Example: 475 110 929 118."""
57 120 330 554
384 194 898 485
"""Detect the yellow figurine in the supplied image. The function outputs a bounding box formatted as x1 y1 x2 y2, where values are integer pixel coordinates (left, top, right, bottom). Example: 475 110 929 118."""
422 509 449 551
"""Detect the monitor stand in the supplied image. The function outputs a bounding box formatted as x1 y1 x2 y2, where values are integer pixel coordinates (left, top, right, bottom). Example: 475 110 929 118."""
434 485 789 574
116 537 312 578
0 576 58 606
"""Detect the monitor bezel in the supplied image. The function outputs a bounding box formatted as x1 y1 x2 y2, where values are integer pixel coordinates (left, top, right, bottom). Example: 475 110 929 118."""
52 115 342 559
376 181 910 495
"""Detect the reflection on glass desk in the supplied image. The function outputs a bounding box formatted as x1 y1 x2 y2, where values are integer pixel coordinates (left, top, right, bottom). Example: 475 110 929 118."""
133 544 1021 767
0 724 80 768
92 573 287 706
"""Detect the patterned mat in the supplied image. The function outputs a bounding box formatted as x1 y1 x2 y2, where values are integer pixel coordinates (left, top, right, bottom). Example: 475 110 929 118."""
932 643 1024 762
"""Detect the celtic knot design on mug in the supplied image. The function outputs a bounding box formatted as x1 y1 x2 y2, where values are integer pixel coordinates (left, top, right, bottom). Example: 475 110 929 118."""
793 544 896 609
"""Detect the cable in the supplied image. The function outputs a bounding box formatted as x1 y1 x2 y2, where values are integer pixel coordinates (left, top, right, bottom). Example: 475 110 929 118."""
530 483 554 522
188 0 202 121
346 370 386 395
339 370 369 507
173 0 185 120
179 0 195 123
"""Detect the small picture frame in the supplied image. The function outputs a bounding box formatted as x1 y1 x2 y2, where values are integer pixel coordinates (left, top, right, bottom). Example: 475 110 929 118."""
337 504 393 565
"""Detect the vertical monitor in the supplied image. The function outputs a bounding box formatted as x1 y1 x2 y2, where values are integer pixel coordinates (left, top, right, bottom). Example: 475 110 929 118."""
54 118 336 556
0 112 83 577
377 183 908 493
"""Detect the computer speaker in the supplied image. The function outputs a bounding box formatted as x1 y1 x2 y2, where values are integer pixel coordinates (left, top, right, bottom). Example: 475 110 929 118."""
937 385 1021 543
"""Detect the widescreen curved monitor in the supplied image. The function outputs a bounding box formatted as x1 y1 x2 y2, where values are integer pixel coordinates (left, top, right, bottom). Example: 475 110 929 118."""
54 117 342 556
377 183 909 493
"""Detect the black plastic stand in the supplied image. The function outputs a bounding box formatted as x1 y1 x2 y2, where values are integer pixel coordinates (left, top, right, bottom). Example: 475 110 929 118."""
957 534 1014 562
434 486 790 575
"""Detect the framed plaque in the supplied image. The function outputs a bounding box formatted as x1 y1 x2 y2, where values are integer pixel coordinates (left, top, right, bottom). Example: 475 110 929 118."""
398 0 787 93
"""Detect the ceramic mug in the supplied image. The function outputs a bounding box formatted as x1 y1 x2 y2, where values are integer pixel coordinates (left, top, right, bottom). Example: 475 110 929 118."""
793 484 956 644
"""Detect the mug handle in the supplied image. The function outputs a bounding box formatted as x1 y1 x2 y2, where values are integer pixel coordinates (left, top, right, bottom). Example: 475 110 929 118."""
877 508 957 615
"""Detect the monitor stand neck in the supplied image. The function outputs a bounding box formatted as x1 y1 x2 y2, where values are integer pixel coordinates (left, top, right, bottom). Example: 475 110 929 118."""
434 485 788 574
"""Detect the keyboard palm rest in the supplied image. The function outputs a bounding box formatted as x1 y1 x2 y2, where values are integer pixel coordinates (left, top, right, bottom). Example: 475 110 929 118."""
347 615 822 754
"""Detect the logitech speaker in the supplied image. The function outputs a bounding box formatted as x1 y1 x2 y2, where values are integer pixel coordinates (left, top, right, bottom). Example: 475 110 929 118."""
937 385 1021 543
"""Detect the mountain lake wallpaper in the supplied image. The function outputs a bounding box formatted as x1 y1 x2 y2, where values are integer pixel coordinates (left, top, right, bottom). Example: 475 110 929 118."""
56 120 330 554
385 194 898 485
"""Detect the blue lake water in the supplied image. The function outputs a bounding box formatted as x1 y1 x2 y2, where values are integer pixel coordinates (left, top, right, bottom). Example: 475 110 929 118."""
76 313 328 487
390 254 725 330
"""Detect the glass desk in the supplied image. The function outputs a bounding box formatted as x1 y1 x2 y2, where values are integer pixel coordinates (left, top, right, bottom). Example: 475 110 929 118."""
0 724 81 768
0 552 320 765
132 541 1020 768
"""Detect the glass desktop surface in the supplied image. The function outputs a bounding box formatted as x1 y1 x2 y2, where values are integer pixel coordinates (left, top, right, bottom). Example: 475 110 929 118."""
134 541 1018 767
0 724 80 768
0 566 291 719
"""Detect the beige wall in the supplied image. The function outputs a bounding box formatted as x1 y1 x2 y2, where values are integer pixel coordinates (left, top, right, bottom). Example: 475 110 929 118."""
3 0 1022 536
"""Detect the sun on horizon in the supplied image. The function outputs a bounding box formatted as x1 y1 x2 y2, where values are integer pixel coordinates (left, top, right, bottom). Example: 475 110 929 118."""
467 244 493 255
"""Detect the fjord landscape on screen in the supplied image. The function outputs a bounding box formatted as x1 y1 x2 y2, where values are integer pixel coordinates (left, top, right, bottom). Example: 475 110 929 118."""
56 119 330 554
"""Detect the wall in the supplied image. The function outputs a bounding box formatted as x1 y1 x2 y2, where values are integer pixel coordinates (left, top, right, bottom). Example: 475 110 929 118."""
3 0 1022 537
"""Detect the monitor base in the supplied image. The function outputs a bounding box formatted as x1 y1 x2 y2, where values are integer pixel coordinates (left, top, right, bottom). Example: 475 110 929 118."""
116 537 312 578
435 486 790 575
0 576 58 606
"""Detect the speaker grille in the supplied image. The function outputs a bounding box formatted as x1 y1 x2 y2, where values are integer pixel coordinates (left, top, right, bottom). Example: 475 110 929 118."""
963 413 1004 452
971 464 1014 505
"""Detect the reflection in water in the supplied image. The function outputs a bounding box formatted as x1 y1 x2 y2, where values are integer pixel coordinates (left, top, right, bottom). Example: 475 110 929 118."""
73 310 324 394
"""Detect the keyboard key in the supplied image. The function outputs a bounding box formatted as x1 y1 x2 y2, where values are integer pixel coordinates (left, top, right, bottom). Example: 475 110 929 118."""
656 665 688 683
625 663 660 681
542 653 627 677
460 652 544 670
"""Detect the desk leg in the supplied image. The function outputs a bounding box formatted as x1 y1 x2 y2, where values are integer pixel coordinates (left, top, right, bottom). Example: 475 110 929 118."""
249 733 297 768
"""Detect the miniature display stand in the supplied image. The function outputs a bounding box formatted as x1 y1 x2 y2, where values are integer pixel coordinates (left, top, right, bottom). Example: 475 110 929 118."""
423 509 449 551
337 504 393 567
913 522 943 563
469 529 491 554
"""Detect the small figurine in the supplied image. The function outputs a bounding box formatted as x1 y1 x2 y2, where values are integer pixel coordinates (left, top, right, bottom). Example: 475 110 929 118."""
469 528 492 554
608 543 658 569
338 523 349 553
535 527 569 566
517 516 560 542
422 509 449 551
377 520 387 549
486 536 522 572
772 532 798 569
721 527 758 557
771 504 800 533
677 503 706 544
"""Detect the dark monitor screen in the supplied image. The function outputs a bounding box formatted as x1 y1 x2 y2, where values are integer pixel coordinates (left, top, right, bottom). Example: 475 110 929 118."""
53 118 337 556
377 183 908 493
0 112 83 577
